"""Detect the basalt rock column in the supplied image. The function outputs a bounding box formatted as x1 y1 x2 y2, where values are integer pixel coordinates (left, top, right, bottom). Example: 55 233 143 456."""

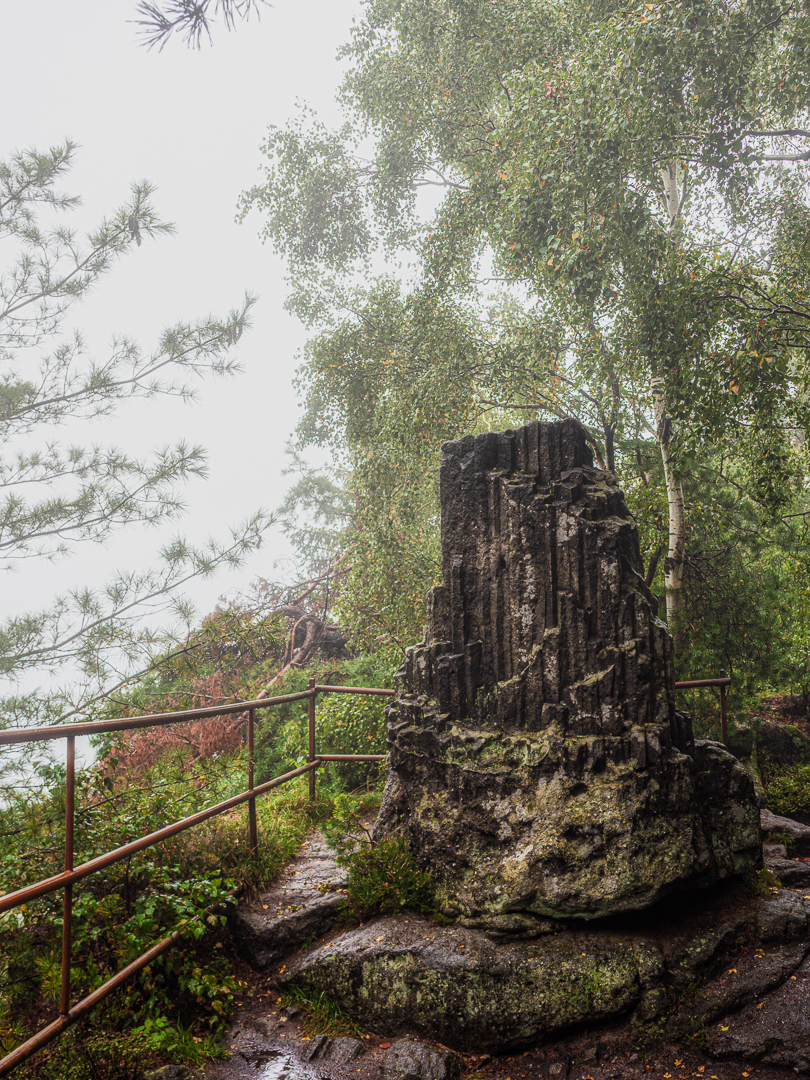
376 418 760 920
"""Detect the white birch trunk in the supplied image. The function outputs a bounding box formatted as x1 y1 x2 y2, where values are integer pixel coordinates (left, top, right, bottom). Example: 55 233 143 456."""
655 162 688 652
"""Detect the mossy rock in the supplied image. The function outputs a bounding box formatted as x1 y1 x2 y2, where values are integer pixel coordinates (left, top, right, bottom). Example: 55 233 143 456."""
277 915 664 1052
751 720 810 770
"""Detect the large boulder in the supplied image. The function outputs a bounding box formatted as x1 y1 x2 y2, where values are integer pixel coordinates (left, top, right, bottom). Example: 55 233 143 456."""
376 419 761 919
276 915 664 1052
274 898 810 1056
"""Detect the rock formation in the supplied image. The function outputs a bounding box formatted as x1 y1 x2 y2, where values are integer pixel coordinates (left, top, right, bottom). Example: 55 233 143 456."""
375 418 760 919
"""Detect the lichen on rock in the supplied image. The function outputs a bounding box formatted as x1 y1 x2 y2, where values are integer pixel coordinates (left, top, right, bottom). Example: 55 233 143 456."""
375 418 761 919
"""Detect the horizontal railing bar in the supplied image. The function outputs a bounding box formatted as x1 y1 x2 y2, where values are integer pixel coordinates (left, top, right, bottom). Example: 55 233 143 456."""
0 689 319 746
0 887 238 1076
314 684 395 696
675 678 732 688
315 754 386 762
0 761 318 914
0 923 182 1075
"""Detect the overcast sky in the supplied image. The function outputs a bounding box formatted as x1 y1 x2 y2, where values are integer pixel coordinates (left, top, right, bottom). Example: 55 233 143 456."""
1 0 364 631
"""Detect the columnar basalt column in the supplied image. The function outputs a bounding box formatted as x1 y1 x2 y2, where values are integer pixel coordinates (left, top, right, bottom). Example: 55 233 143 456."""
375 418 761 920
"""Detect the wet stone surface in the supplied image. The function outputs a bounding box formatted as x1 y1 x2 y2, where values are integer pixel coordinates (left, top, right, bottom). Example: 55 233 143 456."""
381 1040 462 1080
230 833 348 970
707 951 810 1070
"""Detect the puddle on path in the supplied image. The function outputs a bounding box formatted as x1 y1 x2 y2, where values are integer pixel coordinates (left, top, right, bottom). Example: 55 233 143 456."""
240 1048 318 1080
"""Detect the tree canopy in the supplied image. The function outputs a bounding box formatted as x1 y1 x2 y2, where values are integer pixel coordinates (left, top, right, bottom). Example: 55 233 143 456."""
241 0 810 688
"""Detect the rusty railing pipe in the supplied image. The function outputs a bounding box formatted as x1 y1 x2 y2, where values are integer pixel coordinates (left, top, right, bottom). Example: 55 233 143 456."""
719 668 728 748
315 754 386 762
0 689 318 747
314 685 395 696
0 761 318 916
307 678 317 803
59 735 75 1016
674 671 732 749
247 708 257 853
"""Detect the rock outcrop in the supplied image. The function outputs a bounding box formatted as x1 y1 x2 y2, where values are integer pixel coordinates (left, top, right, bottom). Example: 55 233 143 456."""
274 892 810 1055
375 418 761 918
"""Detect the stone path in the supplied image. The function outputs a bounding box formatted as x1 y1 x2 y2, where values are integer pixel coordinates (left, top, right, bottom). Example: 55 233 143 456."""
197 810 810 1079
230 832 348 970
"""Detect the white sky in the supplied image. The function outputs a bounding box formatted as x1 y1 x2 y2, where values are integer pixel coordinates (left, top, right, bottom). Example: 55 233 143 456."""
1 0 364 634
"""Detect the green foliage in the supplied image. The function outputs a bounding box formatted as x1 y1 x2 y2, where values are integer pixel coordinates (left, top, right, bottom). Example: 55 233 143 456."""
341 835 434 918
253 654 395 788
0 743 317 1070
244 0 810 672
317 693 386 790
281 983 365 1038
628 448 810 702
0 142 269 761
323 794 434 917
764 764 810 817
742 867 782 898
762 829 796 854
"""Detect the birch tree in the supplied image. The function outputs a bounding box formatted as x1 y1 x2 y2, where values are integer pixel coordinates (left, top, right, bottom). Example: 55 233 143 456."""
242 0 810 653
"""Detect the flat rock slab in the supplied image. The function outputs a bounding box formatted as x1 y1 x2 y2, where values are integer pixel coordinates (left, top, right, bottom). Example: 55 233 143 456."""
382 1040 462 1080
761 809 810 855
230 832 347 970
276 914 664 1052
271 892 810 1058
708 952 810 1071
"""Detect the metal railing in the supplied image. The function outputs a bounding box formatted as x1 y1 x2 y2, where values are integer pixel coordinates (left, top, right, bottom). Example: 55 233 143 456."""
675 668 732 747
0 678 394 1076
0 668 733 1073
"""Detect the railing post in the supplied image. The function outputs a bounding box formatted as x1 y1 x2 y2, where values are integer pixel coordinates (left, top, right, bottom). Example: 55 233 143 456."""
247 708 258 853
719 668 728 749
307 678 317 804
60 735 75 1017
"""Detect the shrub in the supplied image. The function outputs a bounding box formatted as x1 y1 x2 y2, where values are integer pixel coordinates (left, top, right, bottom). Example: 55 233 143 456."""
321 792 432 917
317 693 387 790
764 763 810 816
342 835 434 917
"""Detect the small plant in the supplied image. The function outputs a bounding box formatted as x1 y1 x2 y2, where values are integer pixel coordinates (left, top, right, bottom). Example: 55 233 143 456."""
324 792 434 917
763 828 796 853
343 835 434 917
281 983 364 1037
742 867 781 897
